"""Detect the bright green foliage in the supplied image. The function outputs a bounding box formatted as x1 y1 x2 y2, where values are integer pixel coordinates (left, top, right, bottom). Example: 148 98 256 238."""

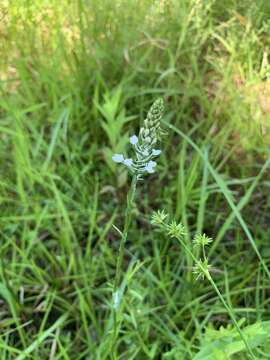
165 321 270 359
1 0 270 359
97 86 135 174
194 321 270 360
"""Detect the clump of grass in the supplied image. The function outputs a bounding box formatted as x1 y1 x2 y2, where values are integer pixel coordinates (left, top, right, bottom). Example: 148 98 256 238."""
1 1 270 359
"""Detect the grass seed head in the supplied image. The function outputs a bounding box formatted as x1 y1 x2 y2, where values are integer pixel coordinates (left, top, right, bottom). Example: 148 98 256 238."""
151 210 168 225
167 220 186 239
193 233 213 248
193 259 212 281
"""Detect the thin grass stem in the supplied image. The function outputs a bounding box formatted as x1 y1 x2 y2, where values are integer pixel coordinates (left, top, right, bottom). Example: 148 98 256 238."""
111 174 138 352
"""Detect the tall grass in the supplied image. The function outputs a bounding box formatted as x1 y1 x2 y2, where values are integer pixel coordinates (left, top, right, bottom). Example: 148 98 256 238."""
1 0 270 358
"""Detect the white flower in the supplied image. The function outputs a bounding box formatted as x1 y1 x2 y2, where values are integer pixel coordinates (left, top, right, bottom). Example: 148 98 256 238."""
145 160 157 173
152 149 161 156
148 160 157 167
123 158 133 167
130 135 138 145
145 166 155 173
112 154 124 163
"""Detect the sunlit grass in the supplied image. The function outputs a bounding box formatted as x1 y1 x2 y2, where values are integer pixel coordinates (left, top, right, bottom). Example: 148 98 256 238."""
0 0 270 358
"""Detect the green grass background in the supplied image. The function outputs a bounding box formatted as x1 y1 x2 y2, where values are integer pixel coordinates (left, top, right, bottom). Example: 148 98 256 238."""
1 0 270 358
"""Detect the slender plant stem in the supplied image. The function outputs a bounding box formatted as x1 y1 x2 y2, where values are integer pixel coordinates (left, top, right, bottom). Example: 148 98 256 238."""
113 175 137 294
177 237 256 360
111 175 138 350
206 275 256 359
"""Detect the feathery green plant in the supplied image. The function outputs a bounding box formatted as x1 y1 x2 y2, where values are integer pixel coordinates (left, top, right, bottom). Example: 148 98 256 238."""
151 211 257 359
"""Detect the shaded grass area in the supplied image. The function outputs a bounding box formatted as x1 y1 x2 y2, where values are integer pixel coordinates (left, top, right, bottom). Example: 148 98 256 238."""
1 0 270 358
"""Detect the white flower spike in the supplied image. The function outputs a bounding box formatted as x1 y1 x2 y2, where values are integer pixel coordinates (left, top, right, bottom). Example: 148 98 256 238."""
112 98 165 179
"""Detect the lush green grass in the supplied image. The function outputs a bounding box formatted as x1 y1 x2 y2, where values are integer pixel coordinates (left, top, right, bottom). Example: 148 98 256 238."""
1 0 270 358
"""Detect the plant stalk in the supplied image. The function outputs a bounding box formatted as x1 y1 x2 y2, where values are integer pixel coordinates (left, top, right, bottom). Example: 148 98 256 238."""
177 237 256 360
111 174 138 351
